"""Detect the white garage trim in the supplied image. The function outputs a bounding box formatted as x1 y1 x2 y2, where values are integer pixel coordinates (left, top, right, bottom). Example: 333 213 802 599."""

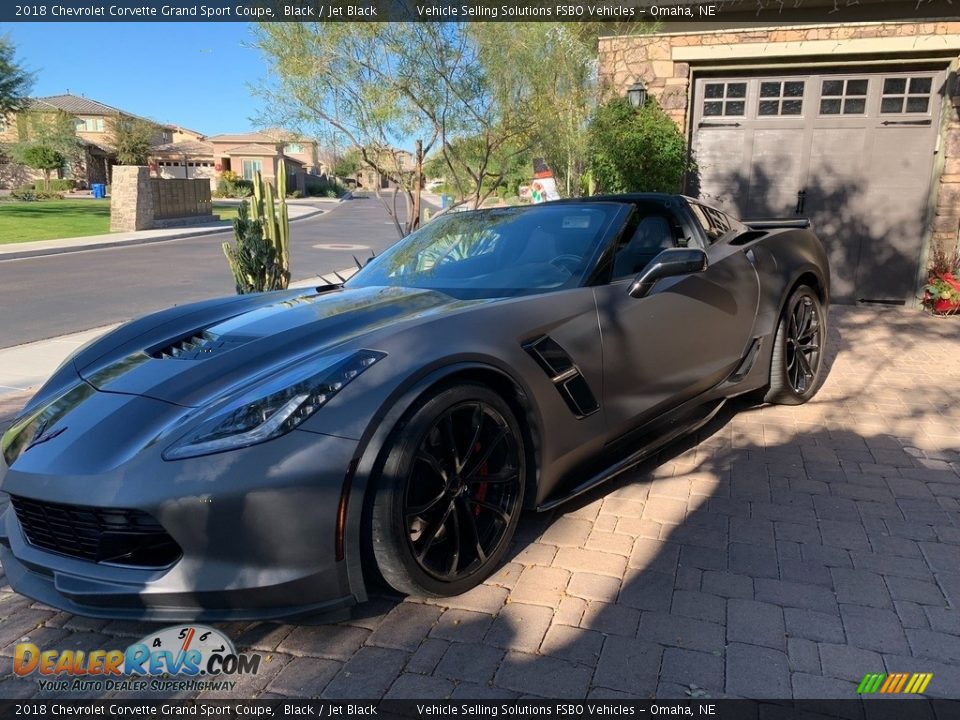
674 34 960 62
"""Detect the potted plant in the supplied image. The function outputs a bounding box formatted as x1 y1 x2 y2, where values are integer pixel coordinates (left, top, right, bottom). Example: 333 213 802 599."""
922 242 960 316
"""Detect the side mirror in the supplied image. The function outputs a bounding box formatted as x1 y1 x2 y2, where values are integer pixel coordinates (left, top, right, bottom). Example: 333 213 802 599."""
628 248 708 299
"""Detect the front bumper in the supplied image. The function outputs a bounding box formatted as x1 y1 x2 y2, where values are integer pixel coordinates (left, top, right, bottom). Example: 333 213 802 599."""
0 400 363 621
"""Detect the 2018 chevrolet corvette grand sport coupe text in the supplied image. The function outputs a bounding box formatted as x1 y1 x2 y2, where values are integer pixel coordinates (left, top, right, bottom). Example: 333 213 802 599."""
0 194 829 621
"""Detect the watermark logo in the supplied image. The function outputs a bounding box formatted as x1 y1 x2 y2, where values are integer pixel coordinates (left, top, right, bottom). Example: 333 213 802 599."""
857 672 933 695
13 624 261 693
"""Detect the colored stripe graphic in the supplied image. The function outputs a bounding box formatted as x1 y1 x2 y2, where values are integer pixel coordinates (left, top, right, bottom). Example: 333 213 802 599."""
857 672 932 694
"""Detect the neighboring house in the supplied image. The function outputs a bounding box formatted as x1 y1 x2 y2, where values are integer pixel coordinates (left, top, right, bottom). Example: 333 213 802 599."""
151 138 218 185
599 2 960 305
355 146 417 189
0 93 173 188
0 93 328 196
168 125 206 144
208 130 320 179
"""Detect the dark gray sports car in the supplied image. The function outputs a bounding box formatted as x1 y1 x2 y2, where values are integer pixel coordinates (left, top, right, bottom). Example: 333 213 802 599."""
0 194 829 620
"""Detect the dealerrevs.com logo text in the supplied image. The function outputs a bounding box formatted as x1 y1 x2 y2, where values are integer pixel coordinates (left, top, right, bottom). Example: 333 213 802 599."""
13 625 262 693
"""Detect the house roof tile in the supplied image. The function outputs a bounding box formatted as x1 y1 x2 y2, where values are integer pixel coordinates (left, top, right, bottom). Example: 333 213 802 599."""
151 139 215 156
26 94 174 128
221 143 285 156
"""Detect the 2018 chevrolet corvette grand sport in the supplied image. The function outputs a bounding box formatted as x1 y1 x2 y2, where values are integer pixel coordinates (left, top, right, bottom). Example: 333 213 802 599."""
0 194 829 621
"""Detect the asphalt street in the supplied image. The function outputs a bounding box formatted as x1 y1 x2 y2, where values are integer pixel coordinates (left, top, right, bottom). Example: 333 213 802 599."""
0 193 409 348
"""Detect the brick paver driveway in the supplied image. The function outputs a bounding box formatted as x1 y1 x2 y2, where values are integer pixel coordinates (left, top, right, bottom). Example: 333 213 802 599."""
1 305 958 700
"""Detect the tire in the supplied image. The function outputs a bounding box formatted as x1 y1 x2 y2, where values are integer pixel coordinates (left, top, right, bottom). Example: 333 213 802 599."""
369 383 525 596
763 285 827 405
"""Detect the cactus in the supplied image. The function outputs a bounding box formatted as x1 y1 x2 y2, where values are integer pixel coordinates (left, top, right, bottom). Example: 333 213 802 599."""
221 164 291 293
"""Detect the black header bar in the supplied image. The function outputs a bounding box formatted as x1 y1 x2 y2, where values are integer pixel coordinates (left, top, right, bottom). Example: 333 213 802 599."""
4 0 958 23
1 699 960 719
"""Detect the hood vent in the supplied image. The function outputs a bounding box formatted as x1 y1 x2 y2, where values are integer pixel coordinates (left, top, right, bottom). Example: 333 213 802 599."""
149 330 251 361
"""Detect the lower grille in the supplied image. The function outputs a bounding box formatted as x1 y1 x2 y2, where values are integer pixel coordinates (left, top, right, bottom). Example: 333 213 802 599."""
10 496 181 568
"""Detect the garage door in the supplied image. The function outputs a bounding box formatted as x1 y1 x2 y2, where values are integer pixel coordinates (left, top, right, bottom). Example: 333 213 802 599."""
691 68 946 303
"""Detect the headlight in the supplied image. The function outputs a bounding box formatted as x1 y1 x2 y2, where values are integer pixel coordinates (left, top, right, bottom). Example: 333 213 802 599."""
163 350 385 460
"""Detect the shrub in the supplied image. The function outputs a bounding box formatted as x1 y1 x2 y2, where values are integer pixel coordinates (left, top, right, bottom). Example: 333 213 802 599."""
11 185 36 201
289 189 304 199
11 185 63 201
214 174 253 198
34 178 76 192
587 97 691 194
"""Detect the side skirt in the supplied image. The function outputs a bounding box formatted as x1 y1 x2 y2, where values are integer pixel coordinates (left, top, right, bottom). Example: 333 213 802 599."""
536 397 726 512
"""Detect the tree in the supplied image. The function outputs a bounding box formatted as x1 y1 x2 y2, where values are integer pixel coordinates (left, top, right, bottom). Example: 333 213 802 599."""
424 133 531 202
19 144 64 190
253 23 532 235
13 109 84 170
470 22 653 198
109 116 160 165
587 97 689 194
0 35 32 116
331 149 361 179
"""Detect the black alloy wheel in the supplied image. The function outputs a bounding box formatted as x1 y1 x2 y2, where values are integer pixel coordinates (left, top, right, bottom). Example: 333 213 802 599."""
764 284 827 405
405 401 521 580
784 291 823 394
370 383 525 596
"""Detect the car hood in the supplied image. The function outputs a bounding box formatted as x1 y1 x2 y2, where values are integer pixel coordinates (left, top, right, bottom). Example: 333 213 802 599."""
77 285 479 407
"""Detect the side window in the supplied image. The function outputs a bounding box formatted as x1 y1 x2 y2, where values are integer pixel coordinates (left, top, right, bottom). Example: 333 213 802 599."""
690 203 733 244
611 213 680 280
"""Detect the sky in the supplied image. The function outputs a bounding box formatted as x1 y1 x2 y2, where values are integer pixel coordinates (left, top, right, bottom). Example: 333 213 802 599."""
1 22 273 136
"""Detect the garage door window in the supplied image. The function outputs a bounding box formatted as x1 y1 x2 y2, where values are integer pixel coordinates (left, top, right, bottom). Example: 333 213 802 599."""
820 78 868 115
881 77 932 114
703 82 747 117
758 81 805 116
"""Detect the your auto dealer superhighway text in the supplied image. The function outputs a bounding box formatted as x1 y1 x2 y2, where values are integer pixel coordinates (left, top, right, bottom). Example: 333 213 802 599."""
39 4 275 17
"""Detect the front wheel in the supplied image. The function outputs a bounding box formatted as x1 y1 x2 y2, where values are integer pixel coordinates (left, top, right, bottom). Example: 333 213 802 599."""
369 384 525 597
763 285 827 405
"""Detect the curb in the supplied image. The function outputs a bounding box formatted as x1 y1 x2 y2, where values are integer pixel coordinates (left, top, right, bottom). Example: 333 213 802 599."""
0 205 330 261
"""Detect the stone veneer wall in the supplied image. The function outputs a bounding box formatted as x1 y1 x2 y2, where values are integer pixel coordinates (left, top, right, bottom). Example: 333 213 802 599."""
598 22 960 255
110 168 213 231
110 166 155 232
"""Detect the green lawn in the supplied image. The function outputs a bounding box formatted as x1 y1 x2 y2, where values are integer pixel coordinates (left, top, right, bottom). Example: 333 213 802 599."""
0 199 236 244
0 199 112 243
213 203 239 222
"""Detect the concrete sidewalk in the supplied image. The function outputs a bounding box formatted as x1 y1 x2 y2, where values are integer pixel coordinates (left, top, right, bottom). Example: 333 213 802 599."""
0 201 331 261
0 269 359 403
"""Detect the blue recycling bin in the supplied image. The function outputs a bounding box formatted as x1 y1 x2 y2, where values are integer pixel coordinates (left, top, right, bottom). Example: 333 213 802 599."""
441 194 451 209
91 183 105 199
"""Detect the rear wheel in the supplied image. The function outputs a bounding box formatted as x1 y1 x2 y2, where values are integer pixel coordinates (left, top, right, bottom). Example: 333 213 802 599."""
764 285 827 405
370 384 525 596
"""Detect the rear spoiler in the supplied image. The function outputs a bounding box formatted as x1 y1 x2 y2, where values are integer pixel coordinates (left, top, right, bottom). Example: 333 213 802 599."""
744 218 811 230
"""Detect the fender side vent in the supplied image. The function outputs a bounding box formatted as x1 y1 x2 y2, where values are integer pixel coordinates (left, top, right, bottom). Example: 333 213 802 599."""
523 335 599 418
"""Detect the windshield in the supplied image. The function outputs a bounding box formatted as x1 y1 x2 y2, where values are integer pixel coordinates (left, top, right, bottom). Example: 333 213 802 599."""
345 204 624 298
